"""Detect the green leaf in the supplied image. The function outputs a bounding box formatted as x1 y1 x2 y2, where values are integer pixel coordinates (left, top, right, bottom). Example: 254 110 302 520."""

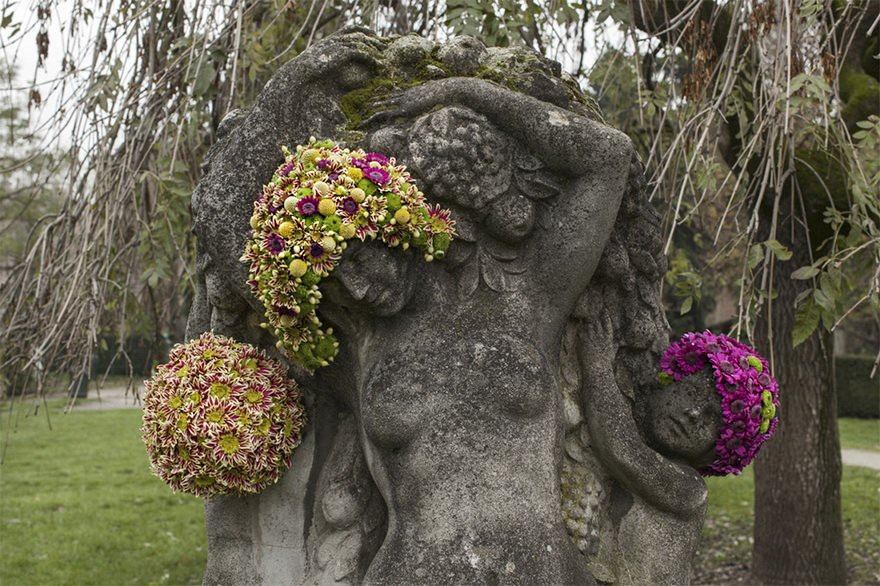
792 299 820 347
679 296 693 315
749 243 764 269
791 265 819 280
192 62 215 98
764 239 793 261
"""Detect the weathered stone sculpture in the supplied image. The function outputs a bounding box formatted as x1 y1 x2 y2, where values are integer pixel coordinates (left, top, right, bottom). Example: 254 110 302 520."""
188 27 708 585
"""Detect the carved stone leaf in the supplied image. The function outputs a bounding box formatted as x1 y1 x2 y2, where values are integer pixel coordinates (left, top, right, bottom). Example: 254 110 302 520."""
479 250 526 292
480 251 510 292
514 150 542 171
515 168 562 200
483 238 519 262
452 213 478 242
457 255 480 298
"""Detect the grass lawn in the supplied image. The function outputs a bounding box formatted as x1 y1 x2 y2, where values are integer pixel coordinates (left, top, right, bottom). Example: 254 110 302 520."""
1 396 877 585
839 417 880 452
693 463 880 584
0 401 206 586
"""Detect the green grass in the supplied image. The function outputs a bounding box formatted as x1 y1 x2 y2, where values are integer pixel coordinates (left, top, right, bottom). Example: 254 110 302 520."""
694 459 880 584
839 417 880 452
0 401 206 586
0 398 876 586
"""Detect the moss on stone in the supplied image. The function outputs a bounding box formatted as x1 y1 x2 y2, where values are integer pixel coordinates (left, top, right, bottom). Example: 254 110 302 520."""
338 35 605 129
339 78 402 129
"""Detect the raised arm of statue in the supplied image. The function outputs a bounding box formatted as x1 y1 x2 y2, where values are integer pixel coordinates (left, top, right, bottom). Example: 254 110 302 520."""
578 312 708 518
367 77 632 178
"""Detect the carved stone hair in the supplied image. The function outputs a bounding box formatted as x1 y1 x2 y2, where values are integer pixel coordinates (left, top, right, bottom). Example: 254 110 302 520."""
576 153 669 393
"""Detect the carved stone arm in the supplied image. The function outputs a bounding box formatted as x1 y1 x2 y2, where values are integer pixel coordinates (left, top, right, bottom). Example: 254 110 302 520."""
369 77 632 178
577 322 707 518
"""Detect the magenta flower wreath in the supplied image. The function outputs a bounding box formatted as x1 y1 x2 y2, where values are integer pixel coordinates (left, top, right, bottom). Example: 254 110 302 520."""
241 137 455 370
658 331 780 476
142 332 305 497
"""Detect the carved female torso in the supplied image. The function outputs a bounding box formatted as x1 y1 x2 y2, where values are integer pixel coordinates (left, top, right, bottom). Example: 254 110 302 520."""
322 95 632 583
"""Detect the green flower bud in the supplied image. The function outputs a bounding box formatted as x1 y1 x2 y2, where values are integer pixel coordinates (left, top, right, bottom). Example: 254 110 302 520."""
747 356 763 372
357 178 377 196
386 193 402 211
323 215 342 232
657 371 674 385
302 271 321 287
433 232 451 251
314 335 338 359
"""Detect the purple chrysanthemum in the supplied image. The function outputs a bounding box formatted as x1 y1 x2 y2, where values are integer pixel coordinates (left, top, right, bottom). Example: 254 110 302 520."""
363 167 390 185
341 197 359 215
365 152 390 166
316 159 331 169
658 331 779 476
297 196 319 217
309 243 324 258
266 233 285 255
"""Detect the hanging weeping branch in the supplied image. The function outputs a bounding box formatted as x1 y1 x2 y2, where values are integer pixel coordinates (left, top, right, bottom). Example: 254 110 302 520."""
0 0 429 405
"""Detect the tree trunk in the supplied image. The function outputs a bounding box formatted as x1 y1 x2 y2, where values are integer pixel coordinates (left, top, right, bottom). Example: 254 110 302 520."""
752 221 846 584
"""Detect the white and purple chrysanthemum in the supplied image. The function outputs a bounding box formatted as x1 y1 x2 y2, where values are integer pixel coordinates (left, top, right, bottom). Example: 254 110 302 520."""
142 332 305 498
243 138 457 370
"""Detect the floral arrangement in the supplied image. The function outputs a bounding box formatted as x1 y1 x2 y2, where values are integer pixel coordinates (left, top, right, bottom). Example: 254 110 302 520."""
142 332 305 497
658 331 780 476
241 137 455 370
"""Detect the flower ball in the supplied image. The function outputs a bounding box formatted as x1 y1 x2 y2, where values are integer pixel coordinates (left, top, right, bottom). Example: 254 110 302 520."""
142 332 305 497
659 331 780 476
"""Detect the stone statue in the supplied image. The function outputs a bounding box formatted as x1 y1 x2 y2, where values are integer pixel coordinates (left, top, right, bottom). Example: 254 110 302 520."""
188 27 712 586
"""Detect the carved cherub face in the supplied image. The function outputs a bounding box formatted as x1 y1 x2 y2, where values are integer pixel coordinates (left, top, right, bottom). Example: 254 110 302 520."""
323 239 416 317
642 370 723 468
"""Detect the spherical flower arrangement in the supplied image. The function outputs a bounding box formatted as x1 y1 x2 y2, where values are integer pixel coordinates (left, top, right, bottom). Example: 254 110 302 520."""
658 331 780 476
241 137 456 370
142 332 305 497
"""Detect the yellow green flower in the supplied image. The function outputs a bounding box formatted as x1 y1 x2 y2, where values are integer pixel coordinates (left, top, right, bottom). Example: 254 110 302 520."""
210 383 231 399
219 434 240 455
747 356 763 372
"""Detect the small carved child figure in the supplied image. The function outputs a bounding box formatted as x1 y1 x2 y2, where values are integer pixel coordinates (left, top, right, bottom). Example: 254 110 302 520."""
633 368 724 470
647 330 780 476
581 324 780 584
